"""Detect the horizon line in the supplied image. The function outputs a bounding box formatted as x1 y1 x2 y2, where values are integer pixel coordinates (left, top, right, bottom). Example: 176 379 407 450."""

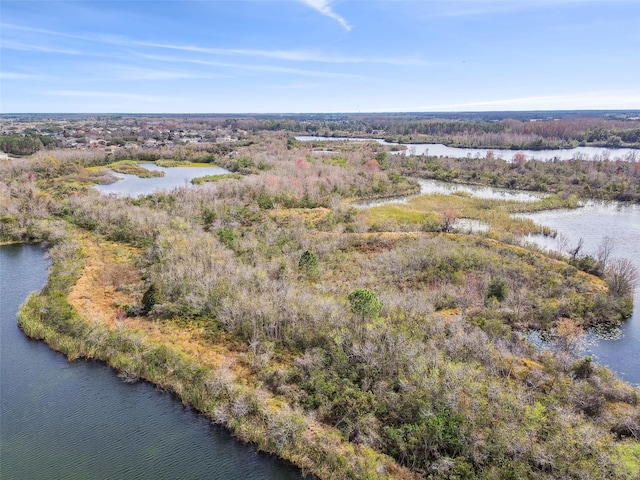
2 108 640 117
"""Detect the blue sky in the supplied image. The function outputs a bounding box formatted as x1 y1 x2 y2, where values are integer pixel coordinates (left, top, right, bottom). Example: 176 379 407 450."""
1 0 639 113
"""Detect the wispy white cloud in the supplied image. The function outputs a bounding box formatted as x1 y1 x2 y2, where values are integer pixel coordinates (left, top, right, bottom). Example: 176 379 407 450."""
265 82 330 90
1 22 129 45
437 90 640 109
134 41 430 66
130 52 366 79
2 21 428 67
0 72 46 80
45 90 163 102
1 22 91 40
423 0 626 18
300 0 351 31
1 40 81 55
95 64 229 81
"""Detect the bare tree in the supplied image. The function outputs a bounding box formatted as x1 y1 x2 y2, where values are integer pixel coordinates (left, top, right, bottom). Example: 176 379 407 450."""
606 258 639 298
555 233 570 256
596 236 615 272
457 272 482 320
554 317 586 356
569 238 584 262
440 208 458 233
506 281 530 324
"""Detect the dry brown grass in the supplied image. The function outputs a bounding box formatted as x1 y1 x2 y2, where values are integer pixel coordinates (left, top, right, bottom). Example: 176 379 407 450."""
67 232 234 369
64 228 419 479
67 232 140 325
268 206 332 227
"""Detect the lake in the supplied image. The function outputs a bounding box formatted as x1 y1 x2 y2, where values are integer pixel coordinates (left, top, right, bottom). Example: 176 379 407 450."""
295 136 640 162
0 244 305 479
521 202 640 386
95 164 230 197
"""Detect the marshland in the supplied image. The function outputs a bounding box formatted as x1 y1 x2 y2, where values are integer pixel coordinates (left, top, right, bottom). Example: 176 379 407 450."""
2 113 640 479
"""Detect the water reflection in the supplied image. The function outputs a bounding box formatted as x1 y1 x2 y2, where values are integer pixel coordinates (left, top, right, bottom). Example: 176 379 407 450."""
296 136 639 162
95 164 230 197
0 245 306 479
356 178 544 208
521 202 640 386
415 179 544 202
454 218 491 234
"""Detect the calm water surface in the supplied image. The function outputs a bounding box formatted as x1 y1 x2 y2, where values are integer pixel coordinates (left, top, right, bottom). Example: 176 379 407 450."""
356 179 544 209
95 164 230 197
296 136 639 162
0 244 305 479
522 203 640 386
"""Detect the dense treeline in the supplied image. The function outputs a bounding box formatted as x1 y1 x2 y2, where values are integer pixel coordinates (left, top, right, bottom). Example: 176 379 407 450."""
1 131 639 479
229 115 640 149
0 133 62 155
380 118 640 149
393 153 640 203
4 113 639 155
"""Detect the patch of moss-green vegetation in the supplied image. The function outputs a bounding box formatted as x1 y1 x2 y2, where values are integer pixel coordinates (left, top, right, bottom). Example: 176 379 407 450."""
107 160 165 178
154 159 190 167
191 173 243 184
365 192 576 238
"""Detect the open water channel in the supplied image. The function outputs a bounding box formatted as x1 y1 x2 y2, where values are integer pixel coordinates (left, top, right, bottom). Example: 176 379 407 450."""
0 244 305 479
95 164 230 197
521 203 640 386
1 163 306 479
296 136 640 162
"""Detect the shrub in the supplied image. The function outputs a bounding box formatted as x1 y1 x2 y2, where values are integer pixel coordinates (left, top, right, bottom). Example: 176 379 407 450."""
141 282 160 315
217 227 236 249
348 289 383 322
298 250 319 277
257 192 274 210
487 278 508 302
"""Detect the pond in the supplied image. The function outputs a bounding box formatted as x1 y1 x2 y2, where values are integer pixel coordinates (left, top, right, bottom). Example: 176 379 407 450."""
296 136 640 162
0 244 306 479
95 164 230 197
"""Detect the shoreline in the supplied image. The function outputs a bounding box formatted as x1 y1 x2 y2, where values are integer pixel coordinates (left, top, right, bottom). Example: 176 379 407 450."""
15 232 417 480
13 222 636 479
295 134 640 152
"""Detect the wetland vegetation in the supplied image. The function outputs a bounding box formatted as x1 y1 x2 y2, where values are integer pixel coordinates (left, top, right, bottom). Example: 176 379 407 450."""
1 114 639 479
